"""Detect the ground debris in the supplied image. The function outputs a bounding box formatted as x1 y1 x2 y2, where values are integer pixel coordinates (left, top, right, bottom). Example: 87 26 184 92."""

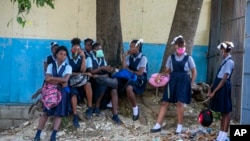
0 88 238 140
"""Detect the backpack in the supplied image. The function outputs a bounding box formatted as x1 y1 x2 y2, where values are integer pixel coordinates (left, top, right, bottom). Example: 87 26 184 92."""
41 63 66 109
198 109 213 127
41 83 62 109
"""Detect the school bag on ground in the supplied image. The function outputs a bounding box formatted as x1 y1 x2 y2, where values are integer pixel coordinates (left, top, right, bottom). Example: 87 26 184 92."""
41 62 66 109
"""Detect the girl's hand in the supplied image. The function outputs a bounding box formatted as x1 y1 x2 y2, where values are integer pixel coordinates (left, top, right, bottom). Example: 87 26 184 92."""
155 74 161 83
79 50 85 58
208 91 215 98
84 72 93 77
45 76 53 81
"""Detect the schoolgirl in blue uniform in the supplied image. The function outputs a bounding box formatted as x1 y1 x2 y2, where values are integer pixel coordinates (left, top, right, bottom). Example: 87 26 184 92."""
43 42 58 72
209 41 234 141
34 46 72 141
82 38 94 58
89 42 122 124
121 39 148 121
150 35 197 133
68 38 93 126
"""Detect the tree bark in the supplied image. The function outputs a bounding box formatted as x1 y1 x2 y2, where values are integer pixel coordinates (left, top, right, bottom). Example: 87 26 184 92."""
160 0 203 72
96 0 123 68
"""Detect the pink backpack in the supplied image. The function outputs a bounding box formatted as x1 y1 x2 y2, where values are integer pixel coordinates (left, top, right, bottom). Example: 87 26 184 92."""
149 73 169 88
41 83 62 109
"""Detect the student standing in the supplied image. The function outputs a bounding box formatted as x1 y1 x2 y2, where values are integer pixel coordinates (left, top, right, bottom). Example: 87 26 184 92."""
209 41 234 141
150 35 197 133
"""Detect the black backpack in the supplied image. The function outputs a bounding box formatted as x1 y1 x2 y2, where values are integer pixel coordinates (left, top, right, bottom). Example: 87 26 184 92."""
198 109 213 127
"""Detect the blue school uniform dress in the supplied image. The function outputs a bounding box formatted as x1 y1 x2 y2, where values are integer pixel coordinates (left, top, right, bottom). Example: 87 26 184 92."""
121 53 148 95
69 56 92 101
210 55 234 113
162 53 196 104
43 61 72 117
89 54 108 102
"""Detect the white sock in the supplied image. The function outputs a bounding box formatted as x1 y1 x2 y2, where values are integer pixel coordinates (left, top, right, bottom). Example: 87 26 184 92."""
132 106 138 116
216 131 223 140
106 101 112 108
153 123 161 129
176 124 183 133
221 131 228 139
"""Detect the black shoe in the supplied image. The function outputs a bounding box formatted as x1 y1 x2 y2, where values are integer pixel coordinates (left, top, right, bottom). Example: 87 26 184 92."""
72 115 80 128
34 137 40 141
112 115 123 125
132 109 140 121
175 132 181 135
93 107 101 116
85 108 93 119
150 128 161 133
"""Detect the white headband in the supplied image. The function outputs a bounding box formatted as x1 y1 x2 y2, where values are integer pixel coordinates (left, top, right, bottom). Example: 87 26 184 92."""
217 41 234 50
171 35 183 45
135 39 143 47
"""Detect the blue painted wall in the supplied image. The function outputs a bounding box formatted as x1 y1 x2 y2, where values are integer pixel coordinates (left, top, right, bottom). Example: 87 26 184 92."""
0 38 207 104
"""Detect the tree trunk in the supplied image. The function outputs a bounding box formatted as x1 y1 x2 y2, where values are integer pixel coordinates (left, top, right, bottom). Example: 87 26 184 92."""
160 0 203 72
96 0 123 67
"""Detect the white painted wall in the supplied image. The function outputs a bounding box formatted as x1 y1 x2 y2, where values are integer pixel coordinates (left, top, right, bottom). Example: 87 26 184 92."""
0 0 211 45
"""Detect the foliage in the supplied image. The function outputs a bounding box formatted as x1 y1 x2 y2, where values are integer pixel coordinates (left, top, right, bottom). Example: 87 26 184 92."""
9 0 55 27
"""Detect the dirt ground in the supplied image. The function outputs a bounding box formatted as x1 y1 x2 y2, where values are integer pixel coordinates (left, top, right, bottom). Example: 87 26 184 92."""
0 88 238 141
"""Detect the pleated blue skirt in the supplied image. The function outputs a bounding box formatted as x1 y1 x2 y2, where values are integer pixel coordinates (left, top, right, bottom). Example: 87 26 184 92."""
210 77 232 113
43 87 72 117
162 72 192 104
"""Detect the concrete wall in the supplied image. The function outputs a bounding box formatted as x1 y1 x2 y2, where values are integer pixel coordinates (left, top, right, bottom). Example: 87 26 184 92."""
0 0 211 104
0 105 30 129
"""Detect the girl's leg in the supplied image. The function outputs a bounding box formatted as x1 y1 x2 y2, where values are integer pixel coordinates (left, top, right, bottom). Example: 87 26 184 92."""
110 88 123 124
110 89 118 115
84 82 93 108
50 116 62 141
221 112 231 132
217 112 231 140
71 95 78 115
176 102 184 133
125 85 139 121
126 85 137 107
150 101 169 133
84 82 93 119
156 101 169 124
71 94 80 128
34 112 49 139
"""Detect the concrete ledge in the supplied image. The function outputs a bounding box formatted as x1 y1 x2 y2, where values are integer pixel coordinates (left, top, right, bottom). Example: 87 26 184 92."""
0 105 30 130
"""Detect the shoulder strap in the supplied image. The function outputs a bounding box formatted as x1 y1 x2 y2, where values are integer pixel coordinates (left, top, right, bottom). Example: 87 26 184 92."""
52 62 67 77
58 64 67 76
216 57 232 77
183 55 189 62
129 54 145 71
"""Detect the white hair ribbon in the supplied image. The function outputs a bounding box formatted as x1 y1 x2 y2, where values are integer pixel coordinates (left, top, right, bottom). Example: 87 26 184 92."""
171 35 183 45
135 39 143 47
92 41 96 45
225 41 234 48
217 42 234 49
